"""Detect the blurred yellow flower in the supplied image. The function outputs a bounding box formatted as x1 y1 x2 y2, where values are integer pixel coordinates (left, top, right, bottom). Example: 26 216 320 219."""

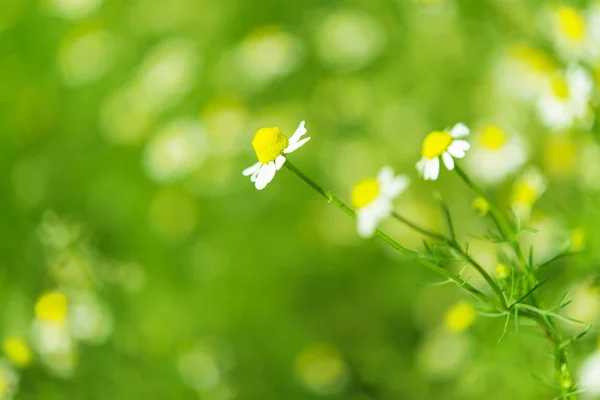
445 301 476 332
417 123 470 181
472 196 489 216
509 45 556 74
243 121 310 190
510 167 548 220
556 6 586 42
496 264 510 280
2 338 32 368
35 291 68 322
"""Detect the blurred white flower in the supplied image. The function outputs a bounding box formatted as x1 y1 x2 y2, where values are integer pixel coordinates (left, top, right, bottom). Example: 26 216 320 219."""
144 119 207 183
315 9 385 71
465 125 528 185
68 292 113 344
351 166 409 238
417 123 470 180
243 121 310 190
510 167 548 221
579 351 600 397
536 66 593 131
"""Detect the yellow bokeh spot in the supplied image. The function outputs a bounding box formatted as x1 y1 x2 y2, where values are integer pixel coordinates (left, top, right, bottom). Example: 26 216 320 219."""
35 291 68 322
252 127 288 164
3 337 32 368
472 196 489 216
351 178 380 209
445 301 476 332
511 182 537 206
510 45 556 74
544 136 575 176
479 125 507 150
496 264 510 280
556 6 585 42
551 76 570 100
422 131 453 159
571 228 585 251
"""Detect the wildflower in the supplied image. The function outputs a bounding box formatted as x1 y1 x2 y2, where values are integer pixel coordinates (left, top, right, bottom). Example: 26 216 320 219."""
536 66 593 131
510 167 548 220
416 123 470 180
242 121 310 190
351 166 409 238
465 125 528 185
35 291 68 322
444 301 476 333
495 264 510 280
2 338 32 368
472 196 489 216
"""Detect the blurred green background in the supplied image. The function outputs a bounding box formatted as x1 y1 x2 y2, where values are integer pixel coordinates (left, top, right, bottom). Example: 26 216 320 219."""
1 0 600 398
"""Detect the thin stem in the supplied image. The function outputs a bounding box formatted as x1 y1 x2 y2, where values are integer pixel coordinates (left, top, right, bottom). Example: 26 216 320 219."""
390 212 507 309
283 161 498 309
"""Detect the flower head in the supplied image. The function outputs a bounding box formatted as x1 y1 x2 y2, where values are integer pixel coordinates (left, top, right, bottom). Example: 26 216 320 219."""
35 291 68 322
537 66 593 131
351 166 409 238
510 167 548 220
2 338 32 368
465 125 528 185
243 121 310 190
417 123 470 180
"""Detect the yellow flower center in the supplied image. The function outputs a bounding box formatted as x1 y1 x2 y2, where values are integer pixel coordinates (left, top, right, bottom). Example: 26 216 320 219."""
557 6 585 42
495 264 509 280
510 45 556 74
3 337 32 368
422 131 453 158
252 127 289 164
351 178 380 209
480 125 507 150
511 182 537 206
551 76 570 100
35 291 68 322
444 301 476 333
472 196 489 216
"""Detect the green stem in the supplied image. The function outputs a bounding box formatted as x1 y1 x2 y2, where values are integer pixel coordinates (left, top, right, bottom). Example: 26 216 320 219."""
284 161 498 309
390 212 507 309
452 163 576 399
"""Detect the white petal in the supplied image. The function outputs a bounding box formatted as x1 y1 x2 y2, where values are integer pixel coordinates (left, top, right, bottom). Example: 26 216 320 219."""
288 120 307 145
242 162 262 176
425 158 440 180
382 175 409 198
284 137 310 153
251 166 262 182
275 155 286 170
377 166 394 186
255 162 277 190
416 158 427 176
357 210 378 238
442 152 455 170
447 140 470 158
450 123 470 138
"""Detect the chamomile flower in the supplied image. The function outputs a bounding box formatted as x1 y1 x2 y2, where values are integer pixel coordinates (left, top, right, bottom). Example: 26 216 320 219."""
536 66 593 131
464 125 528 185
351 166 409 238
416 123 470 181
242 121 310 190
550 6 588 60
510 167 548 220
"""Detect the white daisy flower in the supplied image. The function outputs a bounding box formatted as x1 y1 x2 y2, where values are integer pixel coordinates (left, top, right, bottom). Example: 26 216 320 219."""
510 166 548 220
550 6 588 60
579 350 600 397
536 66 593 131
416 123 470 181
351 166 409 238
242 121 310 190
465 125 528 185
